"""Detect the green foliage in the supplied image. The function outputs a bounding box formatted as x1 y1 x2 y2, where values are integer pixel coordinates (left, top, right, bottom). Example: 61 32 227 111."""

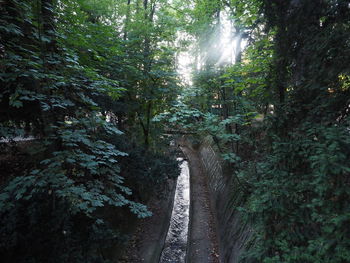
243 122 350 263
237 1 350 262
0 0 181 261
167 0 350 262
2 0 349 262
154 102 203 130
120 146 181 200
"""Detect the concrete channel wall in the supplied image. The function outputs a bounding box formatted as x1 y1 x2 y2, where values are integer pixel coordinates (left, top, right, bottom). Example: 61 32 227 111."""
197 136 251 263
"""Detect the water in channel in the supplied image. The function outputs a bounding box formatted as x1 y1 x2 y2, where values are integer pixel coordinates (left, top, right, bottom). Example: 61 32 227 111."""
159 158 190 263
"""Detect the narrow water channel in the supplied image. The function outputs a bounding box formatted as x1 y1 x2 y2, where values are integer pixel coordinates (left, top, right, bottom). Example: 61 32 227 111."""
159 158 190 263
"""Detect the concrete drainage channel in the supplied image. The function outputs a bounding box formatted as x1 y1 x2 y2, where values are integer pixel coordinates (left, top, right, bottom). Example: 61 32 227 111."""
159 144 220 263
159 158 190 263
158 136 251 263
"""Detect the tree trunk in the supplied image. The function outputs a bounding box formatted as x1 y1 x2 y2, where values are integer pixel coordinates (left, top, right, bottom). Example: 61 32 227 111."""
234 26 243 63
123 0 132 40
144 100 152 147
140 0 157 148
